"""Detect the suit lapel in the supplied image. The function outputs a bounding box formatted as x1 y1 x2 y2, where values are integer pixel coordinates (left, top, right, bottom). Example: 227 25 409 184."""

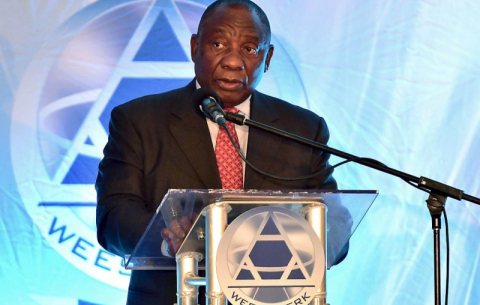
168 81 222 189
244 91 283 189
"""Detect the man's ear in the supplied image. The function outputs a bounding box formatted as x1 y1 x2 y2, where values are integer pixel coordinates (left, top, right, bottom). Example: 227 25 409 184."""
264 44 274 72
190 34 199 62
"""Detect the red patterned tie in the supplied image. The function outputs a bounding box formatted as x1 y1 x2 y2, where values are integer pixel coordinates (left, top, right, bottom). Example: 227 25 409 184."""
215 107 243 189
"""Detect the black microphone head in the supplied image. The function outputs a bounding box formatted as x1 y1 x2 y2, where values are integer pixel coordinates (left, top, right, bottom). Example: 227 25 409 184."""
192 88 226 125
191 87 221 106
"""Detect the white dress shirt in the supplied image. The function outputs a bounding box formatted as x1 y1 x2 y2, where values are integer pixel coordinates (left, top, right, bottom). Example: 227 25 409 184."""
206 99 250 178
197 82 250 178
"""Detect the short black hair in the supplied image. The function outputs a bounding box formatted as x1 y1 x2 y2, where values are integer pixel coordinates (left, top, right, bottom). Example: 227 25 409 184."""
197 0 271 43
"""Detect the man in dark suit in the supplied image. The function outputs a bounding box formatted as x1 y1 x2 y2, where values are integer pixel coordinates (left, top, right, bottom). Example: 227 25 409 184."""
96 0 341 304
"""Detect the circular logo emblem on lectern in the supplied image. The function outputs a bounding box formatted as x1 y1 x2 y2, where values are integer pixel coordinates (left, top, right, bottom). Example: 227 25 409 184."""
217 206 324 305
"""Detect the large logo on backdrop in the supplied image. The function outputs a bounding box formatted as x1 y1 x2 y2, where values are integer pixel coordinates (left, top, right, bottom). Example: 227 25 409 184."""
217 207 324 305
10 0 307 289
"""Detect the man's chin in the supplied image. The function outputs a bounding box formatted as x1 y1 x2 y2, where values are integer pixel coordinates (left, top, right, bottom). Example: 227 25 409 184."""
218 96 246 108
216 90 251 108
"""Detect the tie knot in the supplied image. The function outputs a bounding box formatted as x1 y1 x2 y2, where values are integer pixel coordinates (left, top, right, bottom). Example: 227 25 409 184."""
224 107 240 114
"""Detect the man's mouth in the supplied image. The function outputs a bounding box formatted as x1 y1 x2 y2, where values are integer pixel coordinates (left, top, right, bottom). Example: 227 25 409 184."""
216 79 244 90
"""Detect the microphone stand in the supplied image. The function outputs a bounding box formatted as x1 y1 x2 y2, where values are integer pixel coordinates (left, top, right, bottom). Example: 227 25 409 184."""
226 112 480 305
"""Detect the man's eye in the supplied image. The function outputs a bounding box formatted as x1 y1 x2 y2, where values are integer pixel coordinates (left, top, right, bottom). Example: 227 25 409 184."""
245 46 258 55
213 42 224 48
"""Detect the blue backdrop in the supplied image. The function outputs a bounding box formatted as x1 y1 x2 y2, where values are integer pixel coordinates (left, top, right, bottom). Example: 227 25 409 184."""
1 0 479 304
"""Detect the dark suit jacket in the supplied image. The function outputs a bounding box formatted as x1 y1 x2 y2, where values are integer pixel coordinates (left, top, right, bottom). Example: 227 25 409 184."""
96 80 337 304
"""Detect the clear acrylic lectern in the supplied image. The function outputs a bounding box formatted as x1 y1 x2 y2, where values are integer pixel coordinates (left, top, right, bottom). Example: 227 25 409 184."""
124 189 377 305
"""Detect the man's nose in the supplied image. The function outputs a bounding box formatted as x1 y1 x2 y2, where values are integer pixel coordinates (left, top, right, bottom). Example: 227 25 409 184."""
220 49 245 70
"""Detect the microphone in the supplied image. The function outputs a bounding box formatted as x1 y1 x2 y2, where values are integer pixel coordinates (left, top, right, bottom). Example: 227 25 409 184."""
192 88 226 126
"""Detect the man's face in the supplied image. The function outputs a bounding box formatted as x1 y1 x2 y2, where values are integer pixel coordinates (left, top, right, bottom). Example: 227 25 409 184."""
191 5 274 108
